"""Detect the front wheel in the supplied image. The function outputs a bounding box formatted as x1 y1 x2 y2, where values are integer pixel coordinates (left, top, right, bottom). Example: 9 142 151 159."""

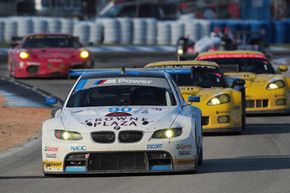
198 147 203 166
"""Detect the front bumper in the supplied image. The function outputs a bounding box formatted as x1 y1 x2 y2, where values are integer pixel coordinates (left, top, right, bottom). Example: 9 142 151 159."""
246 97 290 115
201 109 242 132
245 87 290 114
43 150 197 174
42 134 198 174
13 60 90 78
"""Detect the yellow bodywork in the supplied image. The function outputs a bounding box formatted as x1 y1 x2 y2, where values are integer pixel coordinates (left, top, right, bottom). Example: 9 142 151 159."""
145 61 244 132
197 51 290 114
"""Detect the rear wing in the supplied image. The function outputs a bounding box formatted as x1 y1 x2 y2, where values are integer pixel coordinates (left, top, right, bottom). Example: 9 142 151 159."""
145 61 218 68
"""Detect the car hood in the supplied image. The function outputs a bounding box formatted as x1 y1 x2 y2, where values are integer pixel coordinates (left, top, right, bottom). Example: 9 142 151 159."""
179 86 230 102
225 72 284 90
60 106 180 132
27 48 77 59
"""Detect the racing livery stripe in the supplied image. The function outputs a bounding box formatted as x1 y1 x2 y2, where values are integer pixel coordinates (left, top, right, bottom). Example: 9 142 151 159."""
198 54 266 60
75 79 88 91
94 80 107 85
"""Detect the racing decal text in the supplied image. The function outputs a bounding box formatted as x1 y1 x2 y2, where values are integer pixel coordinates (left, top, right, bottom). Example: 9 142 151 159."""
44 146 59 152
176 144 192 150
43 160 62 168
85 117 150 127
109 106 132 113
45 153 57 158
71 146 86 151
147 144 163 149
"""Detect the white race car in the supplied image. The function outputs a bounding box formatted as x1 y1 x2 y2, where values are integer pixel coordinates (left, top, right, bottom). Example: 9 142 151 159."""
42 69 203 175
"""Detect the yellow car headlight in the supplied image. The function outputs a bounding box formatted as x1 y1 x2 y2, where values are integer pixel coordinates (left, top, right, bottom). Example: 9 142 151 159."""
266 80 285 90
208 94 230 106
177 49 184 55
19 51 29 59
152 128 182 139
80 50 89 59
54 130 82 140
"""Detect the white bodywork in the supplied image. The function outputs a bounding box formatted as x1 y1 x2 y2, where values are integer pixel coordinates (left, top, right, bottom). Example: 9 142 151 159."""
42 72 202 174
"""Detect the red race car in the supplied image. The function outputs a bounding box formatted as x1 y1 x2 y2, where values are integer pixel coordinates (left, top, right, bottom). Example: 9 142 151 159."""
8 33 92 78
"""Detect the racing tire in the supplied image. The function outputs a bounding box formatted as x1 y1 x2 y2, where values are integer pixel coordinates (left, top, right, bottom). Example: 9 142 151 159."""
241 90 246 132
198 147 203 166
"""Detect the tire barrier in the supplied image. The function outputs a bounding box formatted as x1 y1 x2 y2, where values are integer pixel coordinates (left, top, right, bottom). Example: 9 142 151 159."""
0 16 289 45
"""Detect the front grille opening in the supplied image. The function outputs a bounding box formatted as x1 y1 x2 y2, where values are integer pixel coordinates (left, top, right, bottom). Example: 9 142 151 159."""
118 131 143 143
65 153 87 168
202 117 209 126
246 99 269 108
65 151 173 172
91 132 115 143
27 66 39 74
89 152 146 171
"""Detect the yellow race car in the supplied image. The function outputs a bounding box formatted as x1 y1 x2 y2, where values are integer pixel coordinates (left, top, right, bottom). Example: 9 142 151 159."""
196 51 290 114
145 61 246 133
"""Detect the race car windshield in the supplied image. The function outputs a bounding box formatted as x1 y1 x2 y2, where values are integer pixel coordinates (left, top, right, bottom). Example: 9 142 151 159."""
170 67 226 88
67 85 177 107
204 58 275 74
22 36 81 48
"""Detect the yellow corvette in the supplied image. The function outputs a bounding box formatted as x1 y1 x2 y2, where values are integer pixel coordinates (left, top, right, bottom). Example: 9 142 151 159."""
145 61 246 133
196 51 290 114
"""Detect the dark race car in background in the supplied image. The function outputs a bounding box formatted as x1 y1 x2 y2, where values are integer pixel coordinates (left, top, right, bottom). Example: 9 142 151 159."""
8 33 93 78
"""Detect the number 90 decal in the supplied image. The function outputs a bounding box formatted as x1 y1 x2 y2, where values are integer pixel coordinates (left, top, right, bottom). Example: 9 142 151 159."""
109 107 132 113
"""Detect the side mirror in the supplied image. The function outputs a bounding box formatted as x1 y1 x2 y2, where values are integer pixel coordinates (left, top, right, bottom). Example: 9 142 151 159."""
233 79 245 87
188 96 200 103
46 97 58 106
278 65 288 73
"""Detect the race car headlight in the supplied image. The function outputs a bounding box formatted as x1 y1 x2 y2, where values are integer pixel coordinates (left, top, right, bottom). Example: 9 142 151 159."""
80 50 89 59
266 80 285 90
177 49 184 55
54 130 82 140
208 94 230 106
19 51 29 59
152 128 182 139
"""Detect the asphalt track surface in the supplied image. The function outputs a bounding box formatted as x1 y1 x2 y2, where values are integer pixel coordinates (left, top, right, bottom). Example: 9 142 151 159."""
1 55 290 193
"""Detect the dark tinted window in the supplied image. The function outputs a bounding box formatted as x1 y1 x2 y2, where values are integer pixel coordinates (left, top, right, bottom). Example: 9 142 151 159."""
171 67 226 88
67 85 177 107
23 35 81 48
203 58 275 74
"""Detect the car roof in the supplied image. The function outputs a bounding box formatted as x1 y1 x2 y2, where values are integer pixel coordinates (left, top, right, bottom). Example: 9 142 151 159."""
147 68 192 75
25 33 74 38
81 69 167 79
197 50 267 60
145 60 219 68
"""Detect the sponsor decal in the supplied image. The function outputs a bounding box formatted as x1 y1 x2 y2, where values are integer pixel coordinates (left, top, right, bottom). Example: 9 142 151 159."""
178 151 191 156
45 153 57 158
44 146 59 152
150 107 162 111
85 117 151 127
43 160 62 168
176 144 192 150
174 159 195 165
71 146 86 151
147 144 163 149
95 79 153 85
94 79 108 85
109 107 132 113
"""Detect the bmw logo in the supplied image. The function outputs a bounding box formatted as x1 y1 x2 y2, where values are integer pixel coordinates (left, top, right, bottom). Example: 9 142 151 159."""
114 126 121 130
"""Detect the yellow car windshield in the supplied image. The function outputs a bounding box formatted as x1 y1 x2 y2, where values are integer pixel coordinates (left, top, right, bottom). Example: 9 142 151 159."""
204 58 275 74
170 67 226 88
